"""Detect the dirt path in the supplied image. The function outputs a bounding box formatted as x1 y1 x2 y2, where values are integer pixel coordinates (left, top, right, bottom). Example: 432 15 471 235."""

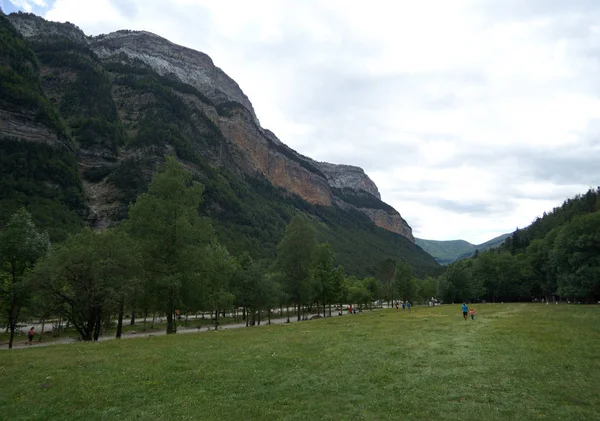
3 309 361 350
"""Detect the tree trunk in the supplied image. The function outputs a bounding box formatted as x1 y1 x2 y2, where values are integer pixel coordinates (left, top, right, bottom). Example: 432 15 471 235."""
38 318 45 342
297 304 301 321
7 302 18 349
143 311 147 331
286 305 290 323
151 311 156 329
214 309 219 330
130 311 136 325
167 312 175 334
93 309 102 341
8 324 15 349
167 293 176 334
329 303 332 317
258 309 261 326
116 299 125 339
268 309 271 324
83 309 96 341
7 265 18 349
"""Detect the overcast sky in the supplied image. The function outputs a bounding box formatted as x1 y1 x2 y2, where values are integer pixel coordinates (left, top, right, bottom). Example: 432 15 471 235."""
5 0 600 244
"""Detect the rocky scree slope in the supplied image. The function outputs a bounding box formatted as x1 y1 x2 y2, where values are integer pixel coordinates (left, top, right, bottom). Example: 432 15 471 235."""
0 12 435 276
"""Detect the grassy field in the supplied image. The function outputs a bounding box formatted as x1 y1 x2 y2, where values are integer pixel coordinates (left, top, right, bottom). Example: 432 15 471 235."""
0 304 598 420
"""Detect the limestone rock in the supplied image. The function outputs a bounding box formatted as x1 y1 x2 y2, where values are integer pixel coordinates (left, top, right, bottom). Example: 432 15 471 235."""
315 161 381 199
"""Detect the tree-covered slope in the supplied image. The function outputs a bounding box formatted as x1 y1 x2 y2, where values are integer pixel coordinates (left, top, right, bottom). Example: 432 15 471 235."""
0 14 85 240
503 188 600 253
415 234 510 265
454 233 511 261
0 13 440 278
415 238 475 265
435 188 600 303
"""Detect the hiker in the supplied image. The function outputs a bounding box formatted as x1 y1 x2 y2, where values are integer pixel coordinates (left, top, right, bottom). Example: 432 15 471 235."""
407 302 411 312
27 327 35 345
461 303 468 321
469 307 475 320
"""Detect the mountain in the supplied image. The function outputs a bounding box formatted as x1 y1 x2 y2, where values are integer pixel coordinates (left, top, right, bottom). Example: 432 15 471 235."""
0 12 439 277
415 233 510 265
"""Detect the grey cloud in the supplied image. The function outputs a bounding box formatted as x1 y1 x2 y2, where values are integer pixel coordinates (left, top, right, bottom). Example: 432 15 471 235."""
431 199 493 215
528 149 600 185
477 0 600 22
108 0 138 18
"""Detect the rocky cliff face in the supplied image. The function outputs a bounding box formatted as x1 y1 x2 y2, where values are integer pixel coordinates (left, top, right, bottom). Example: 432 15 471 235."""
0 109 62 147
91 30 257 121
4 13 414 242
214 106 333 206
314 162 381 199
360 208 414 242
7 12 87 43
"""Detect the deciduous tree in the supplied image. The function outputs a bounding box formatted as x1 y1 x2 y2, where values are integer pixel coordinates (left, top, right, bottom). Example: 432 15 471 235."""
0 208 49 348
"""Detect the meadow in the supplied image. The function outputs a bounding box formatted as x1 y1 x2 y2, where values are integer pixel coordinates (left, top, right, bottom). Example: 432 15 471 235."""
1 304 598 420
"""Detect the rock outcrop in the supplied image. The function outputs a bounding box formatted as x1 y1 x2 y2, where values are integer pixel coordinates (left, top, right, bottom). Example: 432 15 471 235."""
216 107 332 205
0 109 62 147
91 30 257 121
7 12 87 43
315 162 381 199
360 208 414 242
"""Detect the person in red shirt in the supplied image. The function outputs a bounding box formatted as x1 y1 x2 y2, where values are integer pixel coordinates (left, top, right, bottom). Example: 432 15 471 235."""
27 327 35 345
469 308 475 320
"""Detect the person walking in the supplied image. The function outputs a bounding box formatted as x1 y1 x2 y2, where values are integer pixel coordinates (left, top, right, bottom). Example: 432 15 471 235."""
407 302 411 312
27 327 35 345
469 307 475 320
461 303 468 321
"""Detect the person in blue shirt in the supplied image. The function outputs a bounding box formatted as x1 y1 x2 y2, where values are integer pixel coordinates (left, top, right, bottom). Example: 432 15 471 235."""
461 303 468 320
407 302 411 312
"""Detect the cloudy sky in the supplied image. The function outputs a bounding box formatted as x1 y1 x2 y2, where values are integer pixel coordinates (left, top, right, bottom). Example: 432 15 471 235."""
4 0 600 244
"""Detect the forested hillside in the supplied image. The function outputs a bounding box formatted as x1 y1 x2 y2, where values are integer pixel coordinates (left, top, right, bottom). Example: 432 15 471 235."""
416 233 510 265
0 15 85 240
434 188 600 303
0 13 439 278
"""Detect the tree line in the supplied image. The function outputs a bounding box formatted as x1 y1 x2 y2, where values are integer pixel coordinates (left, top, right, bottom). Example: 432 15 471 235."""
0 157 413 349
433 188 600 304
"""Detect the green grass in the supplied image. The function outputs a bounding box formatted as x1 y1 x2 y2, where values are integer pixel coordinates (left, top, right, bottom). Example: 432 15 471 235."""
1 304 599 420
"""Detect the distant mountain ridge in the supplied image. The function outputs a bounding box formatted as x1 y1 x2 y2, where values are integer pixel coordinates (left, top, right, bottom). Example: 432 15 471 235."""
415 234 510 265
